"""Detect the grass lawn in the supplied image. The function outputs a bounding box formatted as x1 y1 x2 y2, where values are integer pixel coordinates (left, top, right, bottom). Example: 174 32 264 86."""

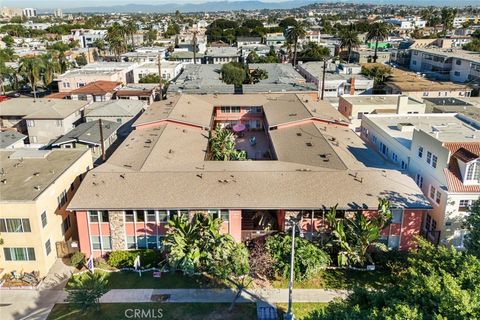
277 303 327 319
67 270 228 290
272 268 392 289
48 303 256 320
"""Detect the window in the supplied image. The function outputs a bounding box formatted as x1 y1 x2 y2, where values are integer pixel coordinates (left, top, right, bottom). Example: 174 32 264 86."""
157 235 165 248
432 155 437 168
146 210 156 222
3 247 35 261
63 82 70 88
456 59 462 65
125 210 134 222
392 152 398 162
372 136 377 143
429 185 436 200
435 191 441 204
220 107 230 113
55 120 63 127
101 211 109 223
62 215 71 234
27 120 35 127
41 211 47 228
127 236 136 249
70 183 75 192
116 118 122 123
88 211 99 223
391 209 403 224
147 236 157 249
401 160 407 170
465 160 480 183
380 142 388 156
412 60 417 65
57 190 67 208
158 210 168 222
454 71 460 77
220 210 229 222
425 214 432 230
136 211 145 222
101 236 112 250
91 236 101 250
137 236 147 249
459 200 474 211
415 174 423 188
417 146 423 158
231 106 240 113
45 239 51 256
426 151 432 164
0 218 31 233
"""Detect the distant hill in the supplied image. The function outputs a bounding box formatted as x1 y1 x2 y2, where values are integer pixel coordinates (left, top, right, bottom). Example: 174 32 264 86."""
53 0 480 14
62 1 319 13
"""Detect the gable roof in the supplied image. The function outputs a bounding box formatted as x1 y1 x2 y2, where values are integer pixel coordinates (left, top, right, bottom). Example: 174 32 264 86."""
51 120 120 146
85 100 146 118
71 81 121 96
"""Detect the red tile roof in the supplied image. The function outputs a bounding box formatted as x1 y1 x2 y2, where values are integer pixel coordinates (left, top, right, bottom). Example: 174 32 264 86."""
443 142 480 193
71 81 121 95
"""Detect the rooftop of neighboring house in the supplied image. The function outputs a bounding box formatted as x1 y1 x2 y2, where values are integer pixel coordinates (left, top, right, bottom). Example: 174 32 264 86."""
85 99 146 117
51 120 120 147
0 148 89 202
363 113 480 148
237 36 262 42
68 93 430 211
71 81 122 96
245 63 317 93
115 83 158 97
0 131 26 148
410 47 480 63
297 62 372 82
168 64 233 94
169 51 205 59
0 98 88 119
56 62 137 79
137 61 182 69
341 94 424 107
205 47 240 57
425 97 480 122
385 68 472 92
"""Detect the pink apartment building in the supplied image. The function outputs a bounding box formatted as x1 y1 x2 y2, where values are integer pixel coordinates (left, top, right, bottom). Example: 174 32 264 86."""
68 93 431 257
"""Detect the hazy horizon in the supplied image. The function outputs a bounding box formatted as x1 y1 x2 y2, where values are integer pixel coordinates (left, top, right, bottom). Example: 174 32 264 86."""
0 0 470 10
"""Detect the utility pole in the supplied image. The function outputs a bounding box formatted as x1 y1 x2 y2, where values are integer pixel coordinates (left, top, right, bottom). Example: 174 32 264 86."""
193 31 198 64
285 219 297 320
157 54 163 101
98 119 106 162
320 58 327 101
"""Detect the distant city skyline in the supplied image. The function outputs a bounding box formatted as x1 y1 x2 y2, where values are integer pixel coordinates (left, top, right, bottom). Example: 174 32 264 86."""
1 0 475 10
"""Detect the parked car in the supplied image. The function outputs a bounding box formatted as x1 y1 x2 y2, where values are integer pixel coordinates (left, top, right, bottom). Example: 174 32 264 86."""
0 95 10 102
6 92 20 98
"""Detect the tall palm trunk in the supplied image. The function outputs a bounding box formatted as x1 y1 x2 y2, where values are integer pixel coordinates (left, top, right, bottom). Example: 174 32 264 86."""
31 77 37 102
292 38 298 66
373 40 379 63
348 45 352 63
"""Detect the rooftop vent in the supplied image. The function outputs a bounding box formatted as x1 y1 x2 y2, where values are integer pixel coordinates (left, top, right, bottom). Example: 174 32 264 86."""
34 185 41 190
296 132 302 136
397 122 415 132
1 179 6 184
306 142 313 147
33 172 40 176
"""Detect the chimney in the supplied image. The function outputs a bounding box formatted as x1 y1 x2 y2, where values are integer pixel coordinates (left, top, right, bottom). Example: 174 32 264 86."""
349 77 355 95
396 95 409 114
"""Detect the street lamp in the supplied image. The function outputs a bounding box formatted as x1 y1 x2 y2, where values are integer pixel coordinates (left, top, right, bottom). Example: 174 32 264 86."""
285 218 303 320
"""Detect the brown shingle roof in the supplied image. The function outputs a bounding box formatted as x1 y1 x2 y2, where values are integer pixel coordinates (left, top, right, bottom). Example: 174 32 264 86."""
71 81 121 95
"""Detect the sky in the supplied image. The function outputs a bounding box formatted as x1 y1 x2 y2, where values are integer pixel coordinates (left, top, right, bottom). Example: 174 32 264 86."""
0 0 467 9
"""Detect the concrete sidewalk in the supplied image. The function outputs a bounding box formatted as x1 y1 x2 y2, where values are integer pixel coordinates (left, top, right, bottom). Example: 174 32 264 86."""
97 288 348 304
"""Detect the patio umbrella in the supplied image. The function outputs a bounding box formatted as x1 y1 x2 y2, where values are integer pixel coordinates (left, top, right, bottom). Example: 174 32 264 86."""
232 123 246 133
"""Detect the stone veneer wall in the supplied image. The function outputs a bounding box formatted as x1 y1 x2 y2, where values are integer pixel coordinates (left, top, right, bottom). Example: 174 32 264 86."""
109 211 126 250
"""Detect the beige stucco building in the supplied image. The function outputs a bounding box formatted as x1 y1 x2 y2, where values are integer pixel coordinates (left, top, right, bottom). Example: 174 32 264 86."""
0 149 92 276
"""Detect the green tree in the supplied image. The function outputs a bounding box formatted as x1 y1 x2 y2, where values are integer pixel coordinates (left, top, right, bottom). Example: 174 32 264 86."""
286 22 306 66
246 68 268 84
279 17 298 29
298 42 330 62
312 239 480 319
105 23 127 61
124 20 138 47
327 199 392 267
41 52 61 88
246 51 260 63
361 64 392 86
165 23 180 37
441 7 457 35
65 272 109 311
464 198 480 258
19 56 45 101
209 124 246 161
220 62 246 87
338 27 360 63
144 29 158 46
463 39 480 52
421 7 439 27
139 74 162 84
2 35 14 47
75 53 88 67
366 22 390 63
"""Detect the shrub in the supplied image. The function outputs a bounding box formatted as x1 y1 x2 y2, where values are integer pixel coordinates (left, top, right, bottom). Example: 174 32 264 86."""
107 250 162 269
266 233 330 281
71 252 85 268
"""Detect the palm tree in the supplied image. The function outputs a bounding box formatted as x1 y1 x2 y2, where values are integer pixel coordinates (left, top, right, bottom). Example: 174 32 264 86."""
338 27 361 63
41 53 61 88
441 8 457 36
421 7 438 27
19 56 45 101
124 20 138 48
105 23 127 61
366 22 391 63
0 62 16 95
209 125 246 161
285 22 306 66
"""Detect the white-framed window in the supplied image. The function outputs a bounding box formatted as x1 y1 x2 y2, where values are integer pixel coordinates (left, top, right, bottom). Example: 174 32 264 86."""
387 235 400 249
88 210 109 223
0 218 31 233
415 173 423 188
91 236 101 250
63 82 70 88
45 239 52 256
62 215 71 234
3 247 36 261
418 146 423 158
429 185 436 200
465 160 480 184
27 120 35 127
391 208 403 224
57 190 67 208
435 190 441 204
392 152 398 162
101 236 112 250
380 142 388 156
401 160 407 170
372 135 377 143
426 151 432 164
432 155 438 168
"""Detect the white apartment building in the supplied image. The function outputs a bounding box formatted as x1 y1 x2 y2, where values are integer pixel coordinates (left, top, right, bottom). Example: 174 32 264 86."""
133 61 183 82
409 48 480 83
360 113 480 248
63 29 108 49
22 8 36 18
